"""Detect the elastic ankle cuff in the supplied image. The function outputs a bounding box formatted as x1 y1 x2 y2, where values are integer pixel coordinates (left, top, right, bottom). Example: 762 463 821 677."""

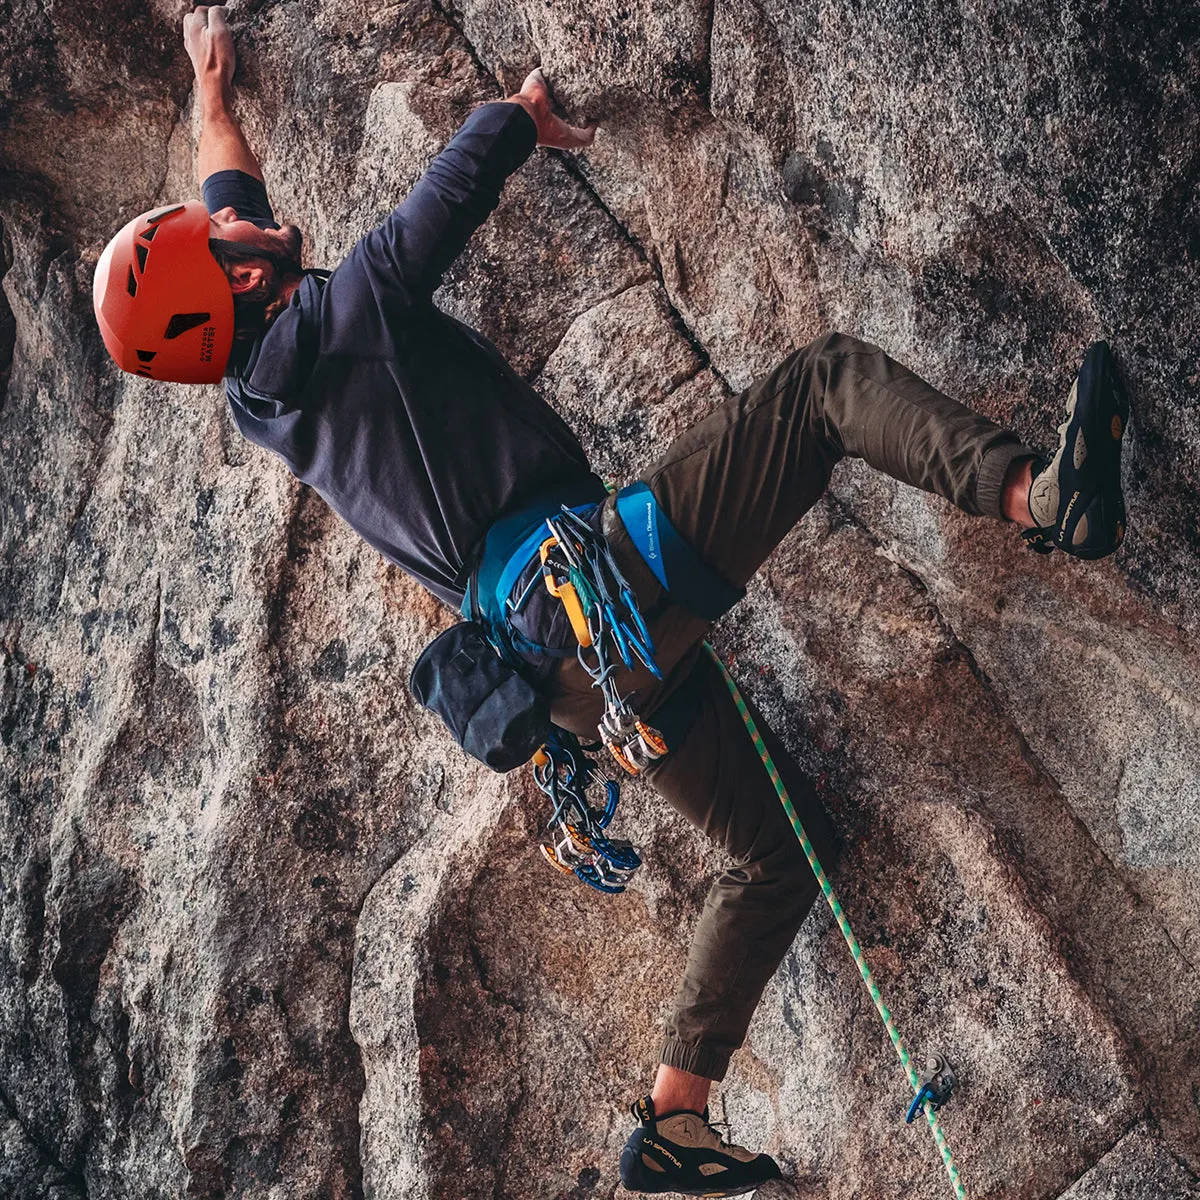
976 440 1039 520
658 1037 731 1082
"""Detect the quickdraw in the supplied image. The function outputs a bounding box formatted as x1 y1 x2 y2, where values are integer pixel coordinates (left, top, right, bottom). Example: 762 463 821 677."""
533 505 666 891
540 507 667 774
905 1052 958 1124
532 728 641 893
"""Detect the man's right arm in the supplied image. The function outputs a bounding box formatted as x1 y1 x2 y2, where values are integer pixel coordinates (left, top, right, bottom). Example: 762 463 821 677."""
356 69 596 304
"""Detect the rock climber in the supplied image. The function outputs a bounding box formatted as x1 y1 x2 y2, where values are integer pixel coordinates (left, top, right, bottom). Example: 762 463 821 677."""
92 6 1129 1195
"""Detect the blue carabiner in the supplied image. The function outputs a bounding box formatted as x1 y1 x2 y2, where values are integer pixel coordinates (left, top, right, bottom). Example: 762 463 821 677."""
622 588 657 658
591 835 641 872
905 1083 937 1124
595 778 620 828
606 606 636 670
574 863 626 894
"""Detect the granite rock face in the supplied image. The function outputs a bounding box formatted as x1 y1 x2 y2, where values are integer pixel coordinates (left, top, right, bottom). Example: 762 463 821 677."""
1058 1125 1200 1200
2 1 1200 1197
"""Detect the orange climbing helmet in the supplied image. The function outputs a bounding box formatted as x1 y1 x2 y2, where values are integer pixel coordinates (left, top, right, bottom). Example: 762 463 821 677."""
93 201 234 384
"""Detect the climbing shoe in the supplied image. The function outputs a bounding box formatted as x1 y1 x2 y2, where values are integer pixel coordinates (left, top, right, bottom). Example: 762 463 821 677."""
1023 340 1129 559
618 1095 783 1196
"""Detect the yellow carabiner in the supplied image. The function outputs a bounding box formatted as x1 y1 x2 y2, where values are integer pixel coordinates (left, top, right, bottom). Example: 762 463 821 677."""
539 537 593 647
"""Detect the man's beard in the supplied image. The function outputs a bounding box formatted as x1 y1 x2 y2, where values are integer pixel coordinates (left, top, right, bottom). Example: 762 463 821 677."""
212 223 305 274
209 226 308 340
273 223 304 269
230 252 300 340
250 225 304 277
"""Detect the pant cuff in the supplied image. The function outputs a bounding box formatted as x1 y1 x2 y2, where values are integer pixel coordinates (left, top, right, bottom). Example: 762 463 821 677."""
659 1037 732 1082
975 440 1039 520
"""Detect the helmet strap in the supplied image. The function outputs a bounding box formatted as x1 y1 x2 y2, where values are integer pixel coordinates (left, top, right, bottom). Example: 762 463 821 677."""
231 295 270 338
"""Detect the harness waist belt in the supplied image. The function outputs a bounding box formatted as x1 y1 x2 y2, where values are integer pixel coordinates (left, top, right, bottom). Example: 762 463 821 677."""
464 473 609 630
614 481 744 622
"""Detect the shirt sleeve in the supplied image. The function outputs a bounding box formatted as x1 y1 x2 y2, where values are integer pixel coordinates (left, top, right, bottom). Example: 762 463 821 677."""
202 169 281 230
348 101 537 304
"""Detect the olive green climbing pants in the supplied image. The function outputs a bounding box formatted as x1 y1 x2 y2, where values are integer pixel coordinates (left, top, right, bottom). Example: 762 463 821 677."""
548 331 1036 1082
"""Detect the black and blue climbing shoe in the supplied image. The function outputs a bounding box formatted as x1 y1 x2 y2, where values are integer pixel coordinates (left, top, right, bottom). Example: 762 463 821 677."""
1023 340 1129 559
618 1095 783 1196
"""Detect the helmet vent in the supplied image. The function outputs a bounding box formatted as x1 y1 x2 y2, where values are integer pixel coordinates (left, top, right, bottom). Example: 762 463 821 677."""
146 205 185 226
140 224 158 243
126 267 138 297
136 349 157 362
135 243 149 272
164 312 210 339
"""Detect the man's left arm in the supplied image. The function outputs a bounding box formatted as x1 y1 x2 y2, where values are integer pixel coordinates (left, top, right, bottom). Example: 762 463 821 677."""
184 5 264 186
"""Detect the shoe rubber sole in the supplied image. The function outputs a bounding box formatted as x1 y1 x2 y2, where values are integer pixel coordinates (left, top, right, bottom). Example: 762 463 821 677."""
1059 340 1129 558
619 1143 781 1196
1028 340 1129 559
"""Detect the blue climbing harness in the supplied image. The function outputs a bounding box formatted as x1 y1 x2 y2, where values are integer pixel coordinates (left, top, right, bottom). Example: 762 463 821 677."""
462 478 745 892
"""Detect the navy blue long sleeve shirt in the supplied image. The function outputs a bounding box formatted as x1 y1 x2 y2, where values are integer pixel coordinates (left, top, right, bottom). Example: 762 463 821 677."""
207 103 593 609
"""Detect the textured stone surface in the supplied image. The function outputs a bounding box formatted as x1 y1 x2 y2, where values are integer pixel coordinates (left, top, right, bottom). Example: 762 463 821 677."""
1058 1125 1200 1200
3 1 1200 1198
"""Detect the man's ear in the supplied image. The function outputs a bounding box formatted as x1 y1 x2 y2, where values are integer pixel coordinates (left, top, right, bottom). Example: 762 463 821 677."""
227 261 268 295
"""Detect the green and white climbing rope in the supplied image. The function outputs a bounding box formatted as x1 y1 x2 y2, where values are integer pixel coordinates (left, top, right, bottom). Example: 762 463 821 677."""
706 642 967 1200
